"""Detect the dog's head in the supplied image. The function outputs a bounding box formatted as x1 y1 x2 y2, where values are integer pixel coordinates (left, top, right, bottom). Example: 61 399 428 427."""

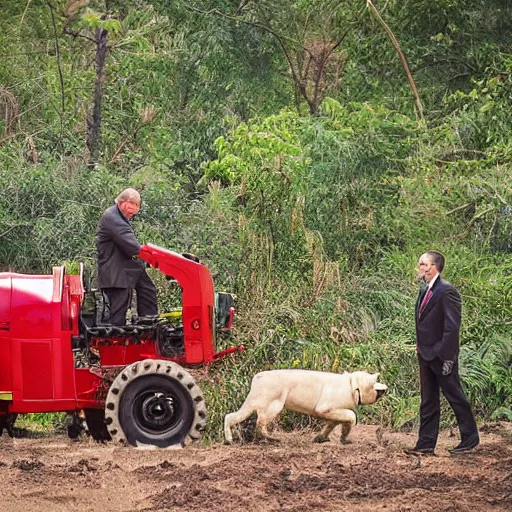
350 371 388 406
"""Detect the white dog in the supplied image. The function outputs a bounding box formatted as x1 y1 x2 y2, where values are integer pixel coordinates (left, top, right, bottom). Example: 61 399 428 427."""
224 369 387 444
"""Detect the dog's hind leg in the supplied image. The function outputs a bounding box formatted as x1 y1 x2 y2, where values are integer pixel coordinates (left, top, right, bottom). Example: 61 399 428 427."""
255 399 284 443
224 401 256 444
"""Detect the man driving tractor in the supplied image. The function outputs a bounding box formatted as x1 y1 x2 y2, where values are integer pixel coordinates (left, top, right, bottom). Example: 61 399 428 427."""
96 188 158 325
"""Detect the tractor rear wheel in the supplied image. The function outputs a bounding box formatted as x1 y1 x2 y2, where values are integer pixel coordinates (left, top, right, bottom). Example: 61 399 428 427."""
104 359 207 448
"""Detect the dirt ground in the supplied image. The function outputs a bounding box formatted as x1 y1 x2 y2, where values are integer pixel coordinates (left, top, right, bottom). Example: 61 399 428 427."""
1 422 510 512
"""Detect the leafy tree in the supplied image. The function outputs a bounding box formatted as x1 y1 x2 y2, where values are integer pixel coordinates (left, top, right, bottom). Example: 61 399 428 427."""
183 0 369 116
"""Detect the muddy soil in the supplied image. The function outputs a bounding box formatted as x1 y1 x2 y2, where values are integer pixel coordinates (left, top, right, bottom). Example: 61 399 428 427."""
1 423 510 512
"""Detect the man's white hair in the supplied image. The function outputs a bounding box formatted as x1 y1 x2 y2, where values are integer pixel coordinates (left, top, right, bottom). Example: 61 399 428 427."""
115 188 141 205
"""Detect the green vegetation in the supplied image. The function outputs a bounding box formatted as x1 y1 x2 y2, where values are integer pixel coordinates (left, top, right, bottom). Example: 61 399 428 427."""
0 0 510 439
15 413 69 435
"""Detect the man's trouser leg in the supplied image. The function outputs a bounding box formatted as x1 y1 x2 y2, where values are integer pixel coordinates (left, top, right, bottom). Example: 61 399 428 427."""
438 361 479 445
416 356 441 449
135 271 158 317
102 288 132 325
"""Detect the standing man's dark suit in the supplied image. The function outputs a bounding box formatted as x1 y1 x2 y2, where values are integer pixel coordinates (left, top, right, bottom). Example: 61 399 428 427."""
410 251 479 455
97 189 158 325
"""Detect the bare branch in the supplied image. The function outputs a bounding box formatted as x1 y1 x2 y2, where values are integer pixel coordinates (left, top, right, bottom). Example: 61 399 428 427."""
63 26 98 44
445 202 475 216
366 0 425 122
19 0 33 30
325 5 367 60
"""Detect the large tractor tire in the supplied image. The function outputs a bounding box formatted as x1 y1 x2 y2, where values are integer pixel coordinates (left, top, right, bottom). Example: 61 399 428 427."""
104 359 207 448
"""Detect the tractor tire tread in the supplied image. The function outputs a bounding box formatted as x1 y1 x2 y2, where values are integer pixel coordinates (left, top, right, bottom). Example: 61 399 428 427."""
104 359 207 448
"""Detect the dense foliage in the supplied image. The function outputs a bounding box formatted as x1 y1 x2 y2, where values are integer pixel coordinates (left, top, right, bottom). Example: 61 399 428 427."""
1 0 511 437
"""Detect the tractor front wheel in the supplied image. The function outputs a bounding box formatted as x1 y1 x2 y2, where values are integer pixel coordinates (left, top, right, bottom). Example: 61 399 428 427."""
104 359 207 448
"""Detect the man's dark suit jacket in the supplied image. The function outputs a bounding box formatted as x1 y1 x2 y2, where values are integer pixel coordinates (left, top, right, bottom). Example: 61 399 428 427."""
97 205 144 289
415 277 462 362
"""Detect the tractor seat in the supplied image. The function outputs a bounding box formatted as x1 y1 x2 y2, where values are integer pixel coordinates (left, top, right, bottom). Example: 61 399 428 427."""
79 289 111 332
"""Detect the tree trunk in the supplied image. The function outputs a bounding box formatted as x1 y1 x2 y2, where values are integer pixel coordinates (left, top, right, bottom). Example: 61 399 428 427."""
86 26 108 166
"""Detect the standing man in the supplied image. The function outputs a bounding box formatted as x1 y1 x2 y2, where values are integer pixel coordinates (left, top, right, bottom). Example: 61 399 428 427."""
97 188 158 325
407 250 479 455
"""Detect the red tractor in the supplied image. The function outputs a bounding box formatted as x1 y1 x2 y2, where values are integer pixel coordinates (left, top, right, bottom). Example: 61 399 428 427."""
0 244 238 448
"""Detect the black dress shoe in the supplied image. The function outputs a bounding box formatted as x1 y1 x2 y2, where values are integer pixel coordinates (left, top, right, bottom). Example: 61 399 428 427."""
404 447 435 456
449 439 480 454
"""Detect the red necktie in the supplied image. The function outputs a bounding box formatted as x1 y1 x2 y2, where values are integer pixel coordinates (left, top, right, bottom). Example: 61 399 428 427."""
419 288 432 314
